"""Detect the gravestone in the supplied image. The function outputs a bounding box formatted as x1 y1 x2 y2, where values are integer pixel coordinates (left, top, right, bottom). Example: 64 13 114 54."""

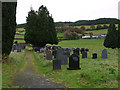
46 54 52 60
56 48 68 65
17 46 21 52
73 48 80 55
67 54 81 70
92 53 97 59
82 51 87 58
61 55 68 65
52 50 57 59
11 45 16 52
102 49 107 59
81 48 85 54
53 60 61 70
85 48 89 52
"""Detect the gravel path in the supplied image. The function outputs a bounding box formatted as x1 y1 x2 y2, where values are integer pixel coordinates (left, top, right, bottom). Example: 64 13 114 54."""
12 52 66 88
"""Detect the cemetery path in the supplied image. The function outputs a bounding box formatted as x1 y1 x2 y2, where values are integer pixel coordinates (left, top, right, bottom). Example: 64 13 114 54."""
11 52 66 88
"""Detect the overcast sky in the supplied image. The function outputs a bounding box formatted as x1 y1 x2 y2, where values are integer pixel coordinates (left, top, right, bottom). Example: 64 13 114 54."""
16 0 120 24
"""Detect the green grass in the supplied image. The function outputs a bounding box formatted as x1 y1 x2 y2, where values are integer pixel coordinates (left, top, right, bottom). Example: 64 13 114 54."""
85 29 108 35
57 33 63 37
34 39 118 88
14 39 25 43
2 50 27 88
15 34 24 39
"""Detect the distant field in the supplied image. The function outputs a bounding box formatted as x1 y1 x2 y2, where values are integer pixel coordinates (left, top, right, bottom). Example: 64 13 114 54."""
85 29 108 35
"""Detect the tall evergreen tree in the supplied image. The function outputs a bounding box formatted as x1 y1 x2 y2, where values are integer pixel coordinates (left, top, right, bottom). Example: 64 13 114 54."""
104 23 117 49
25 5 58 47
2 2 17 56
117 23 120 48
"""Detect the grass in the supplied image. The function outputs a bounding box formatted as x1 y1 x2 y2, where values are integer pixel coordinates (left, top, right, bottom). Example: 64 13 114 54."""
34 39 118 88
57 33 63 37
14 34 24 39
85 29 108 35
2 50 27 88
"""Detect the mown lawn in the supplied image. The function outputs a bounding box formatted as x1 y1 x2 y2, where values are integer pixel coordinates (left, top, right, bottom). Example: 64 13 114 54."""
34 39 118 88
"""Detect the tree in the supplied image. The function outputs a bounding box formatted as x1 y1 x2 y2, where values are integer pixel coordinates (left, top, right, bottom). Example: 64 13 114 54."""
104 23 117 49
89 32 93 39
2 2 17 57
90 25 95 30
117 23 120 48
24 5 58 47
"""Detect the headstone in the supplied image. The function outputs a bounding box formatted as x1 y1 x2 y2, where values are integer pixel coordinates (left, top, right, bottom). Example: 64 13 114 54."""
11 45 16 52
73 48 80 55
92 53 97 59
52 50 57 59
53 60 61 70
85 48 89 52
61 55 68 65
46 54 52 60
102 49 107 59
17 46 21 52
82 51 87 58
56 48 68 65
81 48 85 54
67 54 81 70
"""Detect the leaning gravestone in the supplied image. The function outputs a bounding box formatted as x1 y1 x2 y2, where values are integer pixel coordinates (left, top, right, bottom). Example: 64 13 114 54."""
67 54 81 70
92 53 97 59
53 60 61 70
102 49 107 59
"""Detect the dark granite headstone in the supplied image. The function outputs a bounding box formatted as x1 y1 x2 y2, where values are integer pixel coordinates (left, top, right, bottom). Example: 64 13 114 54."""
81 48 85 54
73 49 80 55
67 54 81 70
53 60 61 70
92 53 97 59
102 49 107 59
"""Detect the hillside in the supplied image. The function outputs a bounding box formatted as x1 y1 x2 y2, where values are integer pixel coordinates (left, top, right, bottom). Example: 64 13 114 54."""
17 18 120 28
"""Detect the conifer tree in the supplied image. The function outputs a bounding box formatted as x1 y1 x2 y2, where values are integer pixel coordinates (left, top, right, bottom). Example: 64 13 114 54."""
104 23 117 49
25 5 58 47
2 2 17 56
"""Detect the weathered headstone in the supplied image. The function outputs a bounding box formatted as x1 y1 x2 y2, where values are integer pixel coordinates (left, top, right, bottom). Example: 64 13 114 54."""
17 46 21 52
67 54 81 70
11 45 16 52
102 49 107 59
82 51 87 58
55 48 68 65
92 53 97 59
53 60 61 70
61 55 68 65
46 54 52 60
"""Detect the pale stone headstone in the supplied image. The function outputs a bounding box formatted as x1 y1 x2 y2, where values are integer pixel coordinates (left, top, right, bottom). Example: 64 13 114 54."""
102 49 107 59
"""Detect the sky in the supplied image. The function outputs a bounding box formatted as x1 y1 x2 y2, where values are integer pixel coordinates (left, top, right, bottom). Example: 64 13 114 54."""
16 0 120 24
